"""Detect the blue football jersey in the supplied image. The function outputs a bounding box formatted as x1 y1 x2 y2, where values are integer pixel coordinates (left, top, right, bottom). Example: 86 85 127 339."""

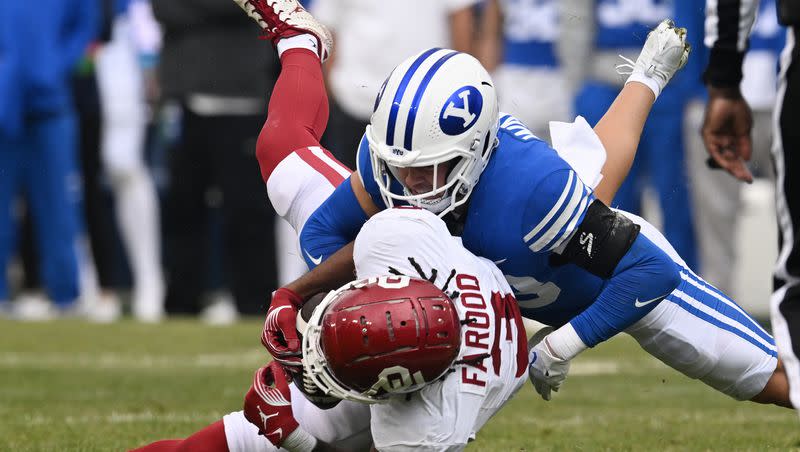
500 0 559 67
357 114 604 326
750 0 785 53
594 0 673 50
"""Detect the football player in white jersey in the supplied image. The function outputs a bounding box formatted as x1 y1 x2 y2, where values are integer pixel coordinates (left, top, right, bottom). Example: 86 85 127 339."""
131 207 529 452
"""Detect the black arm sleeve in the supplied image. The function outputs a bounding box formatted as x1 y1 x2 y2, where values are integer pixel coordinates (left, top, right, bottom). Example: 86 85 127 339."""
550 200 640 279
703 0 759 87
778 0 800 25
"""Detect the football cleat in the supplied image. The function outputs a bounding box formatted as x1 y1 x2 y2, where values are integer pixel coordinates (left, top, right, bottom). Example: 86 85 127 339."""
616 19 690 98
232 0 332 61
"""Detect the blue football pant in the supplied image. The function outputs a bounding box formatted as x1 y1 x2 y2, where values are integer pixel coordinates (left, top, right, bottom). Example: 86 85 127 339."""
0 111 81 305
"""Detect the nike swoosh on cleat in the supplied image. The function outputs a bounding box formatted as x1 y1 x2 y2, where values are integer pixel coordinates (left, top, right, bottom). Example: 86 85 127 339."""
634 294 667 308
304 249 323 266
493 258 507 265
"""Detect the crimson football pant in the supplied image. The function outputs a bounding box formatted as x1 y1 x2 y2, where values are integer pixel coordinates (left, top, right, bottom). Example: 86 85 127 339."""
128 420 229 452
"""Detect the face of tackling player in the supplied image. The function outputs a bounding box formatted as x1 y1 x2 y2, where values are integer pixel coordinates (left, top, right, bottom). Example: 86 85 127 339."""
395 161 452 201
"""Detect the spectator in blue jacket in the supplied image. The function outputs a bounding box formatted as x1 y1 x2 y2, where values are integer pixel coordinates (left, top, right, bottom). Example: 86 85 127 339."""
0 0 98 319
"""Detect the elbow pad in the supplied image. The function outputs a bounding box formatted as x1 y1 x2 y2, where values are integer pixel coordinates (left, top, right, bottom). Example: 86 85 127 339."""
551 200 640 279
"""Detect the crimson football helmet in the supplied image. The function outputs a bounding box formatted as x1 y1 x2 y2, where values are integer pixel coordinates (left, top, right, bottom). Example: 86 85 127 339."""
302 276 462 403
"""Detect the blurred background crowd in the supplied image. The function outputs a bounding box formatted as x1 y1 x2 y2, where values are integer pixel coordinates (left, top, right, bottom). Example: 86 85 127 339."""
0 0 785 324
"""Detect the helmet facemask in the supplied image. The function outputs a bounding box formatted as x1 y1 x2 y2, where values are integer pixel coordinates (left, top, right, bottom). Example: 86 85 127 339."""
376 154 470 215
368 127 493 217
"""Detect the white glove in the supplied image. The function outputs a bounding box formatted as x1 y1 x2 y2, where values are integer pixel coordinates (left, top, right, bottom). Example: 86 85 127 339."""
616 19 690 99
528 335 571 401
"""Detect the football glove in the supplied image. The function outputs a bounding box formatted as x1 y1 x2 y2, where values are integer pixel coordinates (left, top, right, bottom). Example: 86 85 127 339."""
528 335 571 401
616 19 690 99
262 288 304 367
244 362 319 451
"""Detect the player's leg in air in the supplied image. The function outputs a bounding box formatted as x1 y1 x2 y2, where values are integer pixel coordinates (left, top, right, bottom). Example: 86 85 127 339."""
619 211 791 408
248 1 351 236
129 2 370 451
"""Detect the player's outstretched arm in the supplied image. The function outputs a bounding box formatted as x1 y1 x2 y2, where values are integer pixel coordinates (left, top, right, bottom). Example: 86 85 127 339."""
286 242 357 300
592 19 690 204
592 83 656 204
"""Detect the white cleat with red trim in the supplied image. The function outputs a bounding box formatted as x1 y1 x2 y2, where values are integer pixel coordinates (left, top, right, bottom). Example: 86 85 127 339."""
232 0 332 61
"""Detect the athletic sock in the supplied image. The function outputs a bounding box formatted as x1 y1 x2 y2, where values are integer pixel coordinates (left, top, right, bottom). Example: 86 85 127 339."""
256 47 330 181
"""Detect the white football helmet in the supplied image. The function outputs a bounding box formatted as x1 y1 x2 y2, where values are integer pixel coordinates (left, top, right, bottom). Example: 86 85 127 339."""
366 48 499 217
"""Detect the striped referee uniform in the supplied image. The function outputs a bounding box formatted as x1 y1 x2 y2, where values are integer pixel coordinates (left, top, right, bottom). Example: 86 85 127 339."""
705 0 800 410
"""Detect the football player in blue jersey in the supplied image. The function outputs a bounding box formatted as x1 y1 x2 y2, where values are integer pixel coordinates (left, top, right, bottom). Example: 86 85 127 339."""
238 0 792 409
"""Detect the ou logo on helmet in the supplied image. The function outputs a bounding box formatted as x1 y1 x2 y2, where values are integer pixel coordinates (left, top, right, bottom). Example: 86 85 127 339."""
439 86 483 136
364 365 426 397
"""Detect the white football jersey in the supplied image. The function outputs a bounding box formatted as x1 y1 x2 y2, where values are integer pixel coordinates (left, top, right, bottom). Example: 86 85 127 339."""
354 207 528 451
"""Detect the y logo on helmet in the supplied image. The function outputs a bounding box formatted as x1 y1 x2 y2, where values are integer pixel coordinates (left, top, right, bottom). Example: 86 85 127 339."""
439 86 483 136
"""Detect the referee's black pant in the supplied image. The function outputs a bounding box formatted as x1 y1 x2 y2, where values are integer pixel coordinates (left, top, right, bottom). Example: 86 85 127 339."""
773 25 800 409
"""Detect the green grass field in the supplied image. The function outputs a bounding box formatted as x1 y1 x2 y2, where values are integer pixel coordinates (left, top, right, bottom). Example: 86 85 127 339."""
1 318 798 451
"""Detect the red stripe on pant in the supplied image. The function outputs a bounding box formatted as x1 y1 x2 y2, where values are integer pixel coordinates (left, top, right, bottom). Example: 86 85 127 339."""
294 147 347 187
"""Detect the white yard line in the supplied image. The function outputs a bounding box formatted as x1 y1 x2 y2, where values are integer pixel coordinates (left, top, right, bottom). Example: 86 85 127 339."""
0 350 664 375
23 410 226 425
0 350 265 369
